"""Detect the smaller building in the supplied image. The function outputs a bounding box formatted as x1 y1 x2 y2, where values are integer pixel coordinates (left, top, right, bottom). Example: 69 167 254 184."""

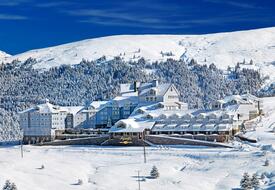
109 100 241 142
211 93 263 121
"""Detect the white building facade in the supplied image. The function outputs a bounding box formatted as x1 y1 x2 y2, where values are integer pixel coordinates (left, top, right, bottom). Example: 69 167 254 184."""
20 80 263 144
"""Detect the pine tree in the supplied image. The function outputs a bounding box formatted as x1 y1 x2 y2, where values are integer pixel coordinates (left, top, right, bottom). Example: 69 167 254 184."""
251 173 259 190
2 180 17 190
240 172 252 190
150 165 159 179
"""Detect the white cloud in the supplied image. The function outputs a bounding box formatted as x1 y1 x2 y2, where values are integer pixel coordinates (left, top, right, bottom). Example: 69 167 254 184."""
35 1 74 8
0 0 30 6
204 0 259 9
0 14 27 20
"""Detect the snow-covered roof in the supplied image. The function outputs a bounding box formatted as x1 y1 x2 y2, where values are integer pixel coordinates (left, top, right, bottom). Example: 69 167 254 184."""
169 113 181 119
155 84 171 96
90 101 109 110
110 119 155 133
151 122 232 132
181 113 194 119
138 82 173 97
36 102 60 114
205 124 217 131
217 93 260 106
19 107 37 114
20 101 85 115
152 123 178 132
61 106 84 115
120 83 136 94
241 93 260 102
112 95 139 107
217 95 250 105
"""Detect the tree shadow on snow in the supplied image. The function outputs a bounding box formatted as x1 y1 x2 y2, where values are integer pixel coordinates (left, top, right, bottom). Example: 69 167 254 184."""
70 183 82 186
131 175 154 180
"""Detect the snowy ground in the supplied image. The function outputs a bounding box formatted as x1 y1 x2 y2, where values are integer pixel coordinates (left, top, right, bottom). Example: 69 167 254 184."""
0 98 274 190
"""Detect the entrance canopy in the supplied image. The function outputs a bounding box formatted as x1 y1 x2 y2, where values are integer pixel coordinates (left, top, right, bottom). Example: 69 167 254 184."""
109 119 155 133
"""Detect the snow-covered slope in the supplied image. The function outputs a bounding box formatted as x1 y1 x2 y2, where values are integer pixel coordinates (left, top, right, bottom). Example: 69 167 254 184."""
1 27 275 82
0 50 10 60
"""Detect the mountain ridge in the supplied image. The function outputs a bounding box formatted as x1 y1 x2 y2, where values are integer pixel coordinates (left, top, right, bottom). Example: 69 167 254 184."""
1 27 275 84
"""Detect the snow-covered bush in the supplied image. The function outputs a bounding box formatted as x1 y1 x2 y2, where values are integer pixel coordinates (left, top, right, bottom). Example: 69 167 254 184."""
240 172 252 190
251 173 259 189
150 166 159 179
2 180 17 190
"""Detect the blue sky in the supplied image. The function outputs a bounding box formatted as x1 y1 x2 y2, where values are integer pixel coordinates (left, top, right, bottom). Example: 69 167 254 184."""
0 0 275 54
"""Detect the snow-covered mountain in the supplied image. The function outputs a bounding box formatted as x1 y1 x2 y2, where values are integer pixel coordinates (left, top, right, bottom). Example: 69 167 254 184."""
0 51 10 60
1 27 275 83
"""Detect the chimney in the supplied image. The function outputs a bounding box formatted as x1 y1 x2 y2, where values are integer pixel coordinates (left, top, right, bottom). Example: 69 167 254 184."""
134 81 138 92
152 80 158 87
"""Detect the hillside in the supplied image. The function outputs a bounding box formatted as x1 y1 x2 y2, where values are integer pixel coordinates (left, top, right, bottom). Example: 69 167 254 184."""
0 51 10 59
1 27 275 84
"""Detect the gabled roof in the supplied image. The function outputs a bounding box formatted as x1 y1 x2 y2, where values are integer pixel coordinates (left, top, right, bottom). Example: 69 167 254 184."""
37 102 60 114
155 83 171 96
120 83 135 94
62 106 84 115
138 82 174 97
89 101 109 110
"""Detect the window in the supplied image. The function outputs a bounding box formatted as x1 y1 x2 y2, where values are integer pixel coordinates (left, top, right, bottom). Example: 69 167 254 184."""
168 95 178 99
113 111 119 115
150 89 156 95
170 87 173 92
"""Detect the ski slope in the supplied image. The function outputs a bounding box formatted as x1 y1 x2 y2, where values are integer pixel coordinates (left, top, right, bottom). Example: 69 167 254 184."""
1 27 275 84
0 97 274 190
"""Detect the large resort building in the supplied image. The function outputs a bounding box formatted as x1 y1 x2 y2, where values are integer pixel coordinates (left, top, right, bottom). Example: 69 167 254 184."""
19 80 263 144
